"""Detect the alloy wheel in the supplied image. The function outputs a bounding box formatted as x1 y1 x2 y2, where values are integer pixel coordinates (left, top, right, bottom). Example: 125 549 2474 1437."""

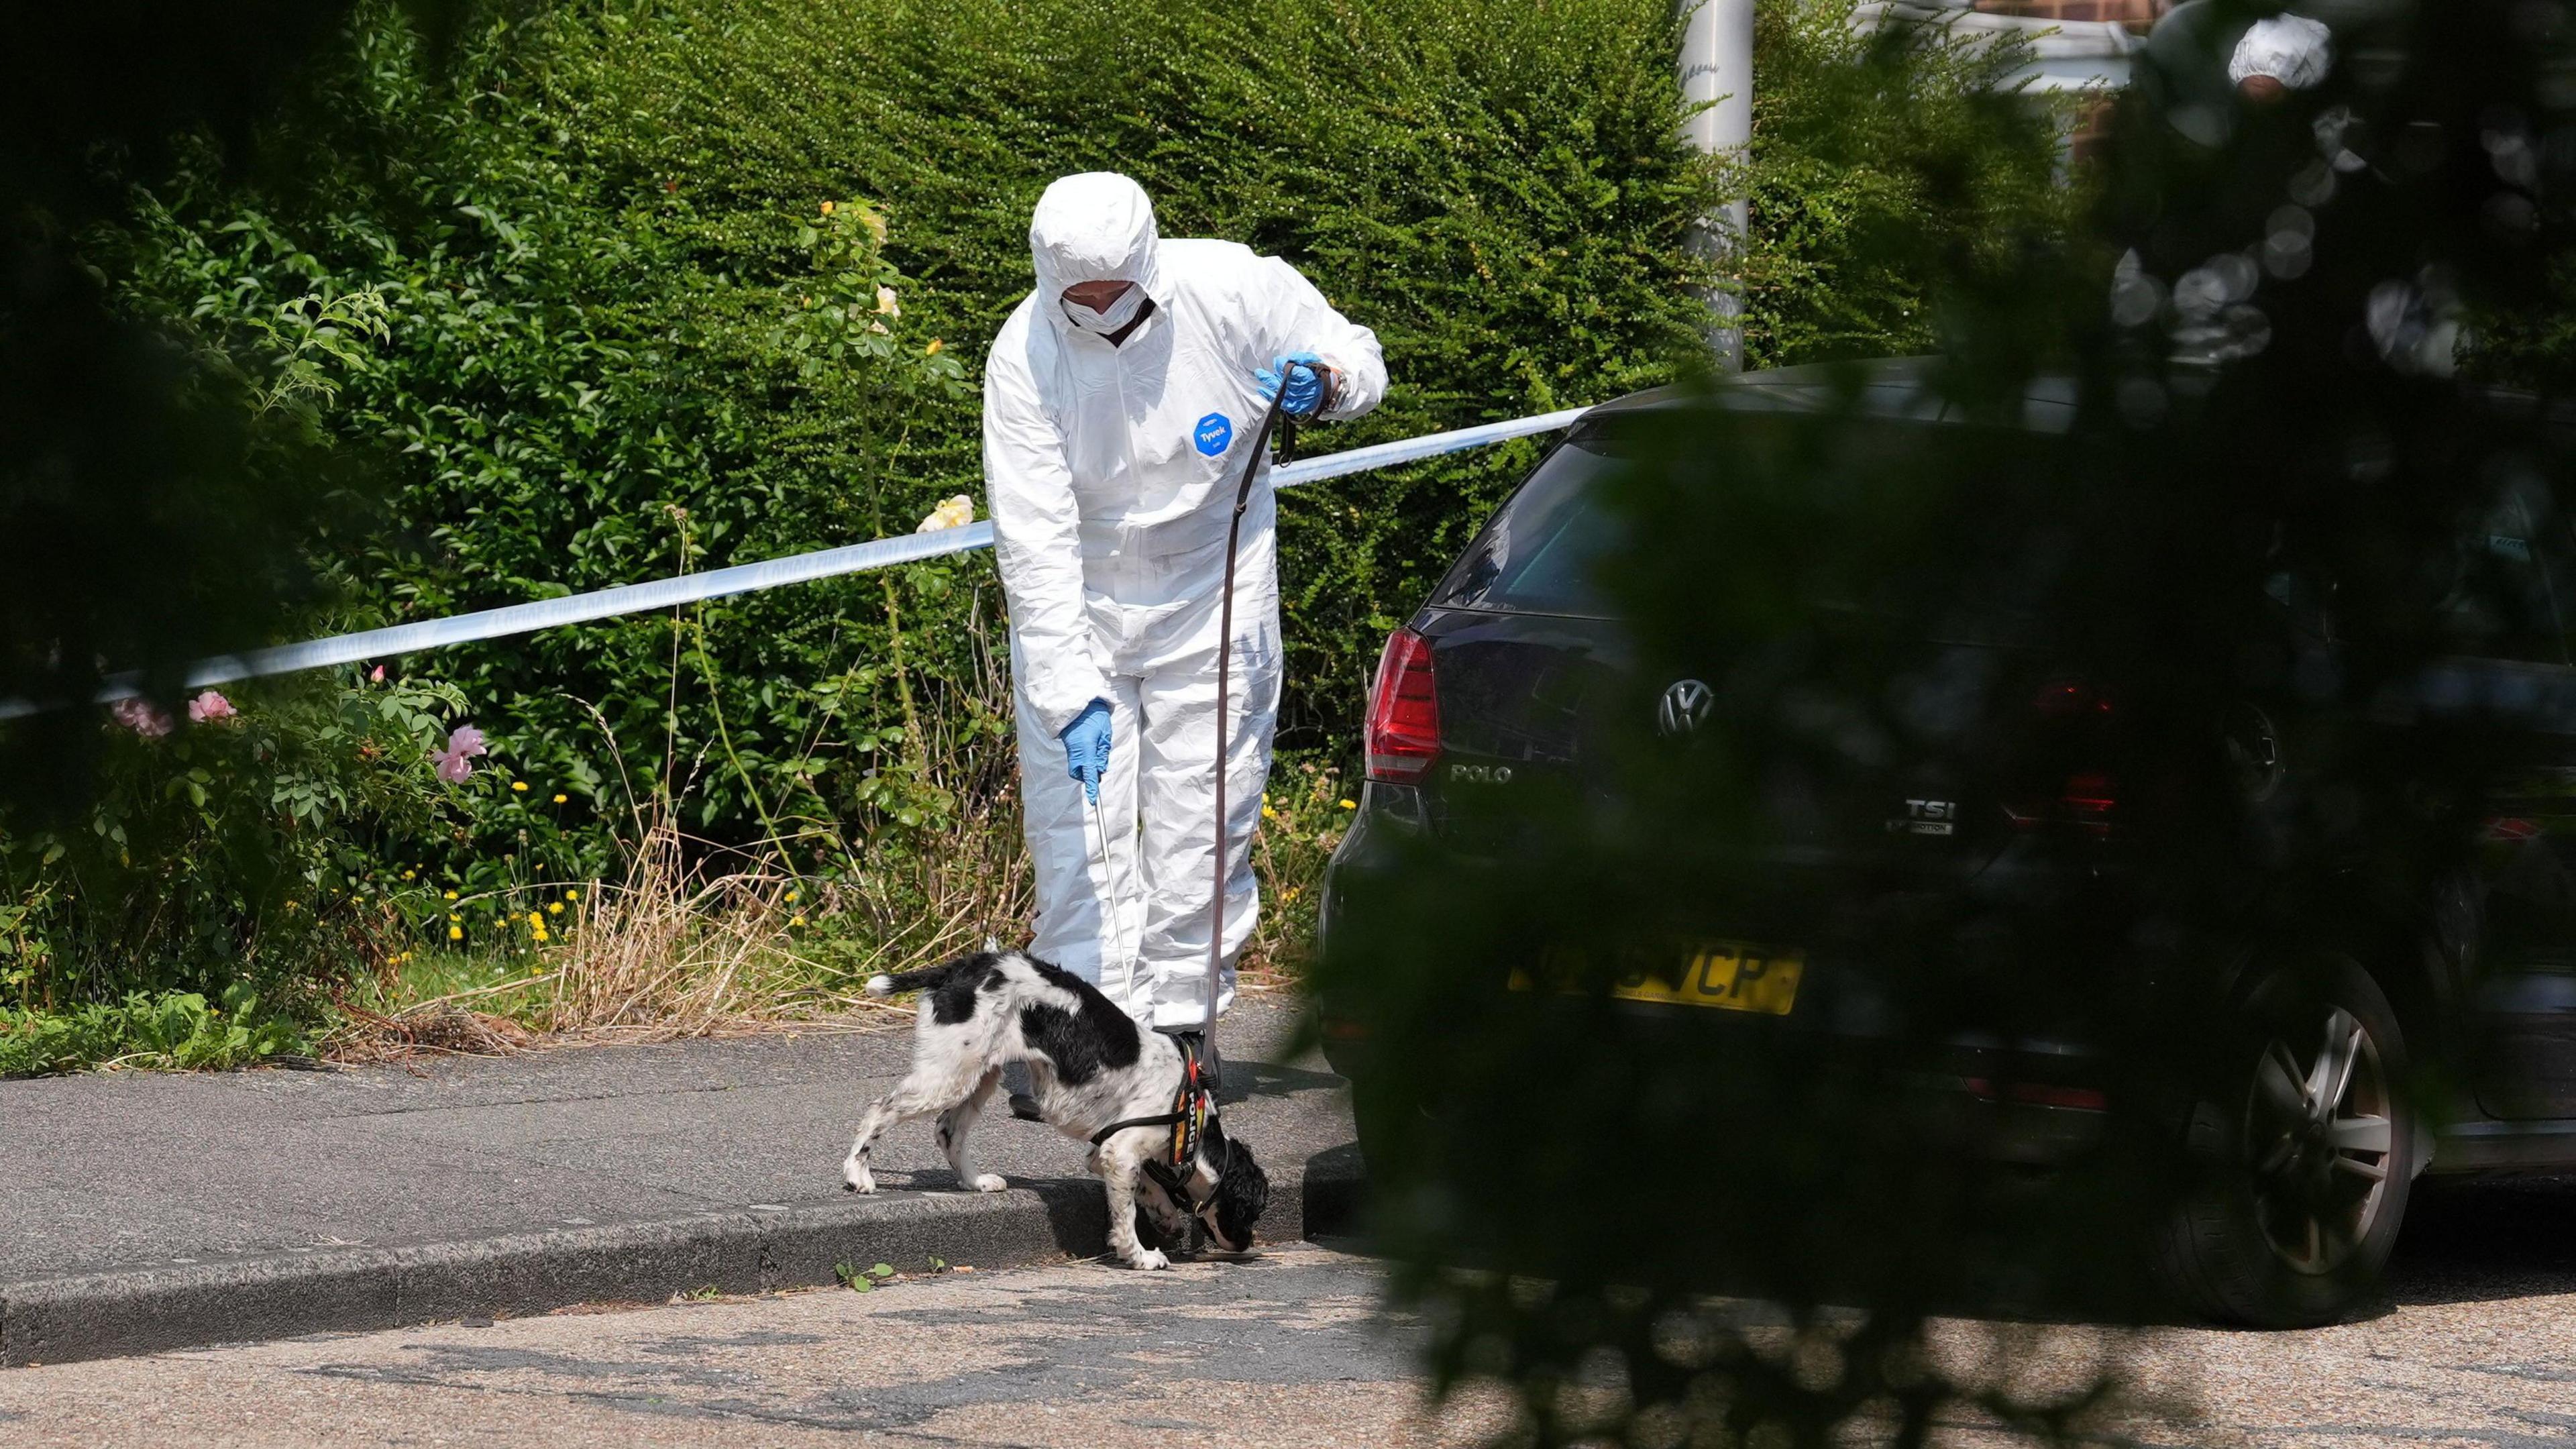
2243 1005 2394 1275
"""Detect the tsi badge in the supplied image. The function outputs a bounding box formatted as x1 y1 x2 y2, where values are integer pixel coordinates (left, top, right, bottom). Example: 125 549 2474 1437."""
1193 412 1234 457
1889 798 1958 837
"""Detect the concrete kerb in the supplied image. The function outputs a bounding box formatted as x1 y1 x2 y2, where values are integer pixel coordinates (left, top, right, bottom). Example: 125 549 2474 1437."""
0 1153 1367 1366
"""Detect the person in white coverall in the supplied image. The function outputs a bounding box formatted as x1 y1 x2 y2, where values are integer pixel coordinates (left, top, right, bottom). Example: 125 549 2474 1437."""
984 172 1385 1037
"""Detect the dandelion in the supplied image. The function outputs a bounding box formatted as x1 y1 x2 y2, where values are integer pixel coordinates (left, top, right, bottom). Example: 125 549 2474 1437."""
186 690 237 724
444 890 458 901
533 926 549 943
110 697 174 739
1261 806 1277 820
431 724 488 784
790 915 808 927
527 912 544 928
448 925 464 941
511 781 529 794
552 794 568 804
547 902 563 916
1338 799 1356 810
916 494 975 533
566 889 581 901
875 285 900 317
402 869 417 881
786 890 800 903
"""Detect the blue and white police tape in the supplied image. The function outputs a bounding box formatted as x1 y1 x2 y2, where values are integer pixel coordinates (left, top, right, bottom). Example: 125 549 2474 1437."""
9 404 1591 718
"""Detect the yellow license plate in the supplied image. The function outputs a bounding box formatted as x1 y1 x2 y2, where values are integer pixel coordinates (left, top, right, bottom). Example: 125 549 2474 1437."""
1511 945 1805 1016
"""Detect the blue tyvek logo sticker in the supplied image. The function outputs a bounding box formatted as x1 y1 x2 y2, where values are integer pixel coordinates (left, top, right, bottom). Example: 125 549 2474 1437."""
1193 412 1234 457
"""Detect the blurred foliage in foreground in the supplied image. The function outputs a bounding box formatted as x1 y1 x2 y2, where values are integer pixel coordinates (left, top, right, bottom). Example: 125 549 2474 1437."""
0 0 478 1059
1322 1 2576 1442
0 3 425 805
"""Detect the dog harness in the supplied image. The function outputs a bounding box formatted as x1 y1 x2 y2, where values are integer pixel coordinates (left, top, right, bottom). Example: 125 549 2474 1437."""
1089 1032 1220 1211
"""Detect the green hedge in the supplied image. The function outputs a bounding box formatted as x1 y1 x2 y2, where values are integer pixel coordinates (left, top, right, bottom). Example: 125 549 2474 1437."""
118 0 1715 860
1733 0 2086 369
553 0 1723 756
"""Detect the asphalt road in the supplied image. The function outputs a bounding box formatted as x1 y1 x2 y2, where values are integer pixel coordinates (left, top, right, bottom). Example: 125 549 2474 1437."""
11 1175 2576 1448
0 1242 1483 1449
0 994 1336 1287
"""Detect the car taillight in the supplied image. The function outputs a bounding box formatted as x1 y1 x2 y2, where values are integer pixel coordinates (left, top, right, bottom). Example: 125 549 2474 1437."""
2006 681 2116 835
1365 628 1441 784
2057 770 2118 835
2003 781 2118 835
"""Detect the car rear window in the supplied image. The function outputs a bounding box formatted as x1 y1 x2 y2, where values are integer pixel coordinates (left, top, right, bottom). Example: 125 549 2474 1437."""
1428 411 2073 645
1430 427 1627 617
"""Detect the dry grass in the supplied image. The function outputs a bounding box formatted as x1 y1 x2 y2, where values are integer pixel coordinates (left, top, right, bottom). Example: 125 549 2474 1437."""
1244 755 1356 980
326 599 1338 1061
538 822 845 1033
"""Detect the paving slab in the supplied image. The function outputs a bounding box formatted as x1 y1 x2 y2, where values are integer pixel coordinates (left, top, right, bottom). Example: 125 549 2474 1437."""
0 992 1362 1364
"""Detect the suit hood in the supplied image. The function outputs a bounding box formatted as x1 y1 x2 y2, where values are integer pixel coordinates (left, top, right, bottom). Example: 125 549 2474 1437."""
1028 172 1165 331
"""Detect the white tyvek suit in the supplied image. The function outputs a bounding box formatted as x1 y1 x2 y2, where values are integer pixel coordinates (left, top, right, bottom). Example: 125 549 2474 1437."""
984 173 1385 1030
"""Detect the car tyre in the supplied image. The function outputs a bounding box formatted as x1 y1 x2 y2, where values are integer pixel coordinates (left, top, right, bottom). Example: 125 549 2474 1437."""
2159 952 2414 1328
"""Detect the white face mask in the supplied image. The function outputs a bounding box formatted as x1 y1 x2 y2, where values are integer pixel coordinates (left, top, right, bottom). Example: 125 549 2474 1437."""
1061 284 1148 335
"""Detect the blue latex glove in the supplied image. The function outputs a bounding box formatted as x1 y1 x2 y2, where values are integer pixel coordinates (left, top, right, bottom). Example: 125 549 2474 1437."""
1059 698 1112 804
1254 352 1332 421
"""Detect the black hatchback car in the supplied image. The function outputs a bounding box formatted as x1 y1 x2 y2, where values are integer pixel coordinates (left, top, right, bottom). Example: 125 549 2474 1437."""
1318 359 2576 1326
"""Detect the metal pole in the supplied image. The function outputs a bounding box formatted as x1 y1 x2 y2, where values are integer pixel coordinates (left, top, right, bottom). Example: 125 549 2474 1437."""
1680 0 1754 370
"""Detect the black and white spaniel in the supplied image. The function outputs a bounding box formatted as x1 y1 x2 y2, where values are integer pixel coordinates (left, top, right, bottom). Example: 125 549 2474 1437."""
842 949 1269 1270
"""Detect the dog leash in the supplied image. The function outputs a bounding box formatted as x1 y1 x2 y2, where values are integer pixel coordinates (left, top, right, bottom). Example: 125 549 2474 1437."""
1199 378 1305 1077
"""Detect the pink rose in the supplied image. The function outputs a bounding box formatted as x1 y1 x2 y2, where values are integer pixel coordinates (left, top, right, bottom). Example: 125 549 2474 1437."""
187 690 237 724
370 665 386 684
430 724 489 784
110 698 174 739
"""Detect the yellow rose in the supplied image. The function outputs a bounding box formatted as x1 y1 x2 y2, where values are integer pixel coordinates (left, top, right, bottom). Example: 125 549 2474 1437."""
914 494 976 534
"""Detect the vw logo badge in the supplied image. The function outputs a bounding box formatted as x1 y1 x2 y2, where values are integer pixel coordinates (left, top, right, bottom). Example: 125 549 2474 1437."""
1657 678 1713 737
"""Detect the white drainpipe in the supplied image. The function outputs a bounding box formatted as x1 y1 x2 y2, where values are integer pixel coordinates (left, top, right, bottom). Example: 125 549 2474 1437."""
1680 0 1756 370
